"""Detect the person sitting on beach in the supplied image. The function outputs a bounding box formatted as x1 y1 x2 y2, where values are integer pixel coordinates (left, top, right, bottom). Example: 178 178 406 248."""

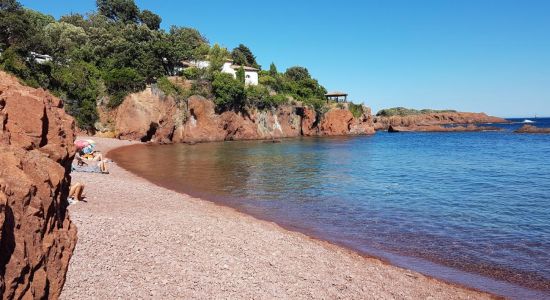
68 182 85 203
80 145 104 162
74 152 109 174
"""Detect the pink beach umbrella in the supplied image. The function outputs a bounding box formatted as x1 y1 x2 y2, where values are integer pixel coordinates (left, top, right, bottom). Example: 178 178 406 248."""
74 139 90 150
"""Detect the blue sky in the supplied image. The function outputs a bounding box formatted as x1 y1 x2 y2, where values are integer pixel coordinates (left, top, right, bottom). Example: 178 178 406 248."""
20 0 550 117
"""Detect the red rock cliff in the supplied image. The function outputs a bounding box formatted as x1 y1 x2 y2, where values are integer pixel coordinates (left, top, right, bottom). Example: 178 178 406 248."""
111 89 375 143
0 71 77 299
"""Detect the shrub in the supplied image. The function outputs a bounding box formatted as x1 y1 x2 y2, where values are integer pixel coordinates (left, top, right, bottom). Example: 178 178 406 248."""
156 76 183 97
72 99 99 131
236 66 245 84
103 67 145 107
212 72 244 110
0 47 51 88
190 80 212 98
52 61 103 129
305 98 327 114
182 67 200 80
348 102 364 118
269 94 288 106
0 48 30 78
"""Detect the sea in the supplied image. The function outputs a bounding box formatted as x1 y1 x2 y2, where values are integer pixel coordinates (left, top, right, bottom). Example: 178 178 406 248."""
110 118 550 299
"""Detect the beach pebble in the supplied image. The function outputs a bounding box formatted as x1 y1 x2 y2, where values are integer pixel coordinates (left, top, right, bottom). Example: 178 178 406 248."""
60 137 494 300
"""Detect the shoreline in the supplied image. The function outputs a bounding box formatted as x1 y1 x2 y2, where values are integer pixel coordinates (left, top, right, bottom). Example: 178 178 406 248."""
108 141 549 299
62 137 497 299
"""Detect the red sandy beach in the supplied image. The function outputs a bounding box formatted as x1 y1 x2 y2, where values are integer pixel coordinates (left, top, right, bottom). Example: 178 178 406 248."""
61 137 495 299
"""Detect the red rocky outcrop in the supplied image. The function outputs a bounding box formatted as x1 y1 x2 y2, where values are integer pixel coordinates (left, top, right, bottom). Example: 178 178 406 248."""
173 96 303 142
0 71 77 299
388 124 502 132
114 87 183 143
302 105 375 136
113 91 375 143
514 125 550 134
374 112 507 131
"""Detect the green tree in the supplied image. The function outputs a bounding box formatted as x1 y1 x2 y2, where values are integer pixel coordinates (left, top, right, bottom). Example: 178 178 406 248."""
245 84 270 108
269 62 277 76
139 9 161 30
208 43 229 76
0 46 30 79
76 99 100 132
0 0 21 11
285 66 310 81
96 0 139 23
169 26 208 60
231 44 259 68
59 13 88 28
24 9 55 50
43 22 88 60
0 0 31 50
52 61 103 130
103 67 145 107
212 72 245 110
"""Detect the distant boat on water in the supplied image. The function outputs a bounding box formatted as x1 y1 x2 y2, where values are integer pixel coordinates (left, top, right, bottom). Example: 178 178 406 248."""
523 119 535 123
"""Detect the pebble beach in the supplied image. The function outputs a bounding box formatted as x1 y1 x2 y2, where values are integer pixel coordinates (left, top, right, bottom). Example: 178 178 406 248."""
61 137 495 299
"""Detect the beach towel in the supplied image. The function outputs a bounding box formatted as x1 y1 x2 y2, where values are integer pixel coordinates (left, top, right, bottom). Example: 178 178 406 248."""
72 164 108 174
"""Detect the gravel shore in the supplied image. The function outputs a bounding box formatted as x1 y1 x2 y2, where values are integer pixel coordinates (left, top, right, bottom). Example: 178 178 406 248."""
61 137 493 299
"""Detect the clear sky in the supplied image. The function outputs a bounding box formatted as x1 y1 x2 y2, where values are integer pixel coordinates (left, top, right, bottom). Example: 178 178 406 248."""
19 0 550 117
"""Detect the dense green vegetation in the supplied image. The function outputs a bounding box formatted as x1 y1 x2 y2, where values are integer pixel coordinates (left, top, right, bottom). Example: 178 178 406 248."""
258 66 327 111
376 107 457 117
0 0 338 131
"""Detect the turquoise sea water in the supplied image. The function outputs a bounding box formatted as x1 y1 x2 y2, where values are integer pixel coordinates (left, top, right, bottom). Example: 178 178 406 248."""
110 118 550 299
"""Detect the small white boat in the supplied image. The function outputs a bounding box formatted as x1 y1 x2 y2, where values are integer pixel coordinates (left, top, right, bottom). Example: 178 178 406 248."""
523 119 535 123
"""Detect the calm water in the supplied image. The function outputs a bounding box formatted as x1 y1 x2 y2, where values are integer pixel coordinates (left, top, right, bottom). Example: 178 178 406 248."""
111 118 550 299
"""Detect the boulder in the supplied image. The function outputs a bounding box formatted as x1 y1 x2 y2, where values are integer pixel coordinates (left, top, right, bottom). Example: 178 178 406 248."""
0 71 77 299
515 125 550 134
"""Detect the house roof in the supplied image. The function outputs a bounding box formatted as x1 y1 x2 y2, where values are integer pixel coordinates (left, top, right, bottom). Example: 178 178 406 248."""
230 65 259 72
325 91 348 97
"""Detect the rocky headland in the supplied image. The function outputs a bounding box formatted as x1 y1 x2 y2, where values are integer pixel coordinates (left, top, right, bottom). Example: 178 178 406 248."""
94 91 508 142
97 86 375 143
514 125 550 134
388 124 503 133
374 109 507 132
0 71 77 299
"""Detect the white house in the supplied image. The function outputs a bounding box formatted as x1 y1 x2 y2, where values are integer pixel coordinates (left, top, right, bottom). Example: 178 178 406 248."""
29 52 53 64
180 59 259 86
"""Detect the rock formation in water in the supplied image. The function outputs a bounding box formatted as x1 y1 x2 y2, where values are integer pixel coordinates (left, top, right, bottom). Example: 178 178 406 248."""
514 125 550 134
388 124 503 133
374 112 507 131
0 71 77 299
107 87 375 143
